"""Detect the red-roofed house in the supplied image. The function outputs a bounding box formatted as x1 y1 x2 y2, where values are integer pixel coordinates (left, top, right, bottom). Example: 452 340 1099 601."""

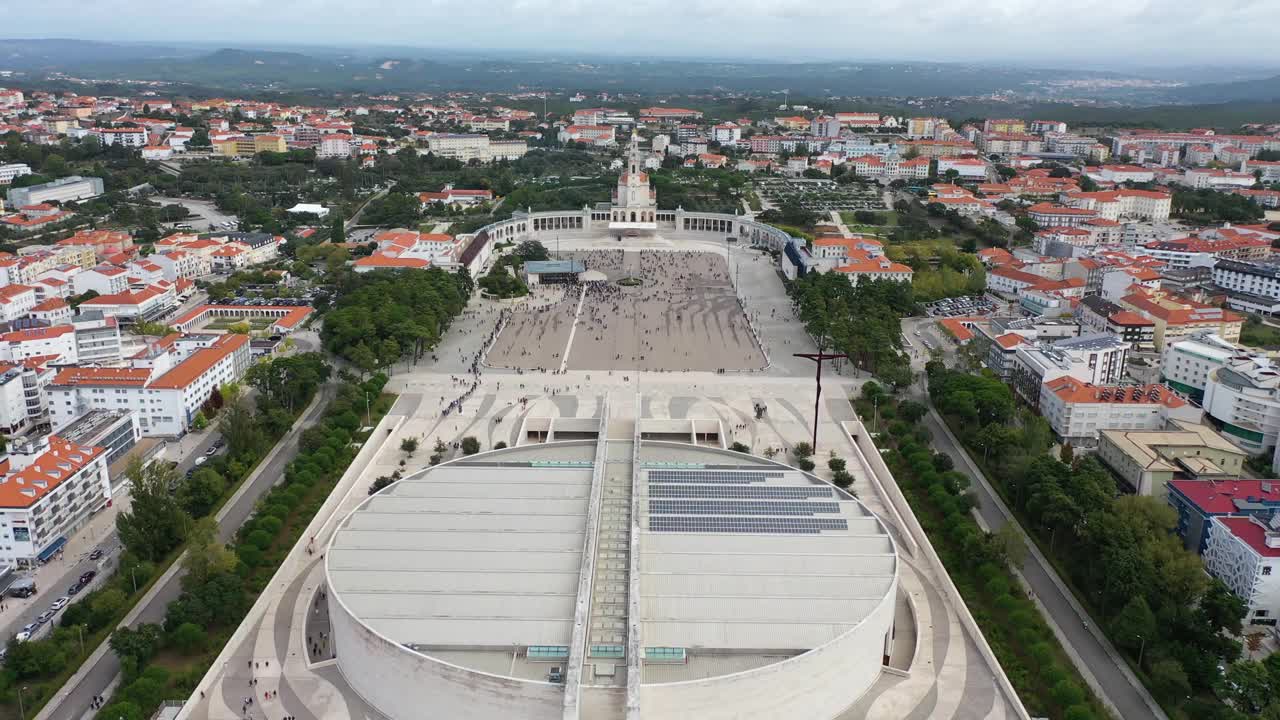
77 284 176 324
0 324 77 364
1119 290 1244 350
56 229 134 260
0 284 37 323
1204 515 1280 627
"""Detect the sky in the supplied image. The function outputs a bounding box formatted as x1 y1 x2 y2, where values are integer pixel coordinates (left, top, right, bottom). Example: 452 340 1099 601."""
7 0 1280 66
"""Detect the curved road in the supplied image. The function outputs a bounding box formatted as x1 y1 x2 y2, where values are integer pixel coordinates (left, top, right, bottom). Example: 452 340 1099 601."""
39 384 337 720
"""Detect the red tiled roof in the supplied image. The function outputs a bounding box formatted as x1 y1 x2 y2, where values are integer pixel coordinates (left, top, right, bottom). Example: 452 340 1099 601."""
149 334 248 390
0 437 105 509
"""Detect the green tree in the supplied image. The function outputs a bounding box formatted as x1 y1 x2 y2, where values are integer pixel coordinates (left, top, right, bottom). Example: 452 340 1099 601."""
170 622 206 654
1111 596 1156 657
1220 661 1273 713
116 459 189 561
461 436 480 455
178 467 226 518
181 517 236 589
331 212 346 244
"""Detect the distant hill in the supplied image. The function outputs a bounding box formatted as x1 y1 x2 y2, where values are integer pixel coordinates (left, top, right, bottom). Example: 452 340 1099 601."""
1170 74 1280 103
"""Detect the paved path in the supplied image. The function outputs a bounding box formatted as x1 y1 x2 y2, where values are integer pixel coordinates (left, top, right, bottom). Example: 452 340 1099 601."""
38 386 336 720
920 399 1167 720
830 210 854 237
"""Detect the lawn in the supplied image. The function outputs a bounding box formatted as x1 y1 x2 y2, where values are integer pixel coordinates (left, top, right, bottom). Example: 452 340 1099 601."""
1240 314 1280 349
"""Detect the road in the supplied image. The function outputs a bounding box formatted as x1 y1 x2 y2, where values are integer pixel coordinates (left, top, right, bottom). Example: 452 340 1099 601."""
3 426 225 649
345 188 389 230
906 323 1165 720
40 384 336 720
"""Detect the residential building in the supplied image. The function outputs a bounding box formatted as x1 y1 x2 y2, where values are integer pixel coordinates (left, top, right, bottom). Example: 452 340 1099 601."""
1119 291 1244 350
1040 377 1200 449
93 128 148 148
1168 479 1280 554
77 284 176 324
1062 190 1171 222
0 435 111 567
1214 260 1280 301
0 164 32 185
1159 334 1240 405
1099 424 1244 497
1010 334 1129 406
0 325 78 364
71 311 123 363
0 285 37 323
1027 203 1098 228
1145 235 1271 270
558 125 616 146
49 333 251 437
936 157 987 179
56 229 134 260
5 176 104 208
1203 515 1280 627
73 264 129 296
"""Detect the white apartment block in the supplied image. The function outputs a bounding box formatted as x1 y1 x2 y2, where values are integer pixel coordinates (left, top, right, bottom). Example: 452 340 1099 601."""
1039 377 1200 448
1161 333 1239 401
49 333 251 437
422 134 527 163
1203 356 1280 453
94 128 149 148
73 265 129 296
1203 515 1280 627
1214 259 1280 300
0 325 78 365
0 285 37 323
0 164 32 185
0 436 112 568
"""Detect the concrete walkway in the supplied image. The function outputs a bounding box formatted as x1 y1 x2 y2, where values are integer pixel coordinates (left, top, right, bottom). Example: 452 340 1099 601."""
829 210 854 237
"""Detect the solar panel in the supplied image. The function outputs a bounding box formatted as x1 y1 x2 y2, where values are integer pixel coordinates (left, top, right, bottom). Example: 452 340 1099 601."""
649 516 849 534
649 484 833 499
650 500 841 516
648 469 782 484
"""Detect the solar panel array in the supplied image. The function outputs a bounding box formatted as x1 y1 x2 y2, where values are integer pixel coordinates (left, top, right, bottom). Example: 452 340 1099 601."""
650 485 833 499
651 500 841 516
650 517 849 534
648 469 783 484
646 468 847 535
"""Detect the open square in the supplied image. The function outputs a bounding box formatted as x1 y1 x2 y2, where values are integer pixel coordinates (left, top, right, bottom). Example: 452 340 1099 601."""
485 250 767 373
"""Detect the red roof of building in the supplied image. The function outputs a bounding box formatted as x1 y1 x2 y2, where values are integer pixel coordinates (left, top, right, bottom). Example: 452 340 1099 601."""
1217 516 1280 558
149 333 248 390
0 437 105 509
1044 377 1186 408
1170 479 1280 515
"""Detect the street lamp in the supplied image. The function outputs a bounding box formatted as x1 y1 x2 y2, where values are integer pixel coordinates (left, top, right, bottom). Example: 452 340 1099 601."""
18 686 26 720
131 568 137 594
1136 634 1146 668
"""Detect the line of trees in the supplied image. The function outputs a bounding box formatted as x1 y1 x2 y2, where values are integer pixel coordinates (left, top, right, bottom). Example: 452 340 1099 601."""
859 386 1107 720
926 362 1261 719
98 371 388 720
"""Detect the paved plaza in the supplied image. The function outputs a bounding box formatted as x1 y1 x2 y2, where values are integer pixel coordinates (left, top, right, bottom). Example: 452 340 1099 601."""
486 250 766 373
175 234 1023 720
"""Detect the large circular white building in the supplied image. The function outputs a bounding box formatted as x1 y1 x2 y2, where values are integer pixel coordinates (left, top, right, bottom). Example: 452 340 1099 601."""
324 435 899 720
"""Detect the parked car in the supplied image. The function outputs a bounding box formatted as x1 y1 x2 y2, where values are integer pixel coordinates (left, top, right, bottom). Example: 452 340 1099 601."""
14 631 30 643
79 570 96 585
67 582 83 596
35 610 53 624
50 596 69 612
194 456 207 467
205 446 217 457
89 548 103 561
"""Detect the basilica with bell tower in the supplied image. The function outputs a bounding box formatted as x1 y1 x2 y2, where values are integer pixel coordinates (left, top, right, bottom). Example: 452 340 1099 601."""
608 133 658 237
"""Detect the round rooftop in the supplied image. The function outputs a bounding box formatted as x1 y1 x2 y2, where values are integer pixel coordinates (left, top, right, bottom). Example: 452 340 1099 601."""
325 438 897 694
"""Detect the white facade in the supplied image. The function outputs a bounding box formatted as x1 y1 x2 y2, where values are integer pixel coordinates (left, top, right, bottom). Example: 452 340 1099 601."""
0 285 37 323
1214 260 1280 300
1160 334 1238 399
0 164 32 185
73 266 129 296
0 325 78 364
0 436 111 568
1039 378 1200 447
1203 516 1280 627
1202 358 1280 453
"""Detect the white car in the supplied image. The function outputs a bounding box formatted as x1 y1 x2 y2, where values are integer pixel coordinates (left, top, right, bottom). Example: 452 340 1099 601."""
14 631 30 643
194 456 207 467
50 596 69 612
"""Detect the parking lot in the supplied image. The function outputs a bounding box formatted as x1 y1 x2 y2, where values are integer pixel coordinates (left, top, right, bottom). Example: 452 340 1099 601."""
923 294 1002 317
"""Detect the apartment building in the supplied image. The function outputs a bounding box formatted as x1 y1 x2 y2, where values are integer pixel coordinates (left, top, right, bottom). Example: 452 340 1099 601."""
1202 356 1280 454
1099 424 1244 497
1203 515 1280 627
0 435 111 567
1168 479 1280 555
1040 377 1200 449
48 333 251 437
5 176 104 209
1010 334 1129 406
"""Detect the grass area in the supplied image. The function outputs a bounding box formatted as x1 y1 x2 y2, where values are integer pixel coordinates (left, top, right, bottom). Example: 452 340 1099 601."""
205 317 274 330
763 223 814 242
1240 314 1280 349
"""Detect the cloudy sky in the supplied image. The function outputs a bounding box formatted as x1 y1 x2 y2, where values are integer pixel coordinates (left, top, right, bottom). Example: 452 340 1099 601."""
8 0 1280 66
